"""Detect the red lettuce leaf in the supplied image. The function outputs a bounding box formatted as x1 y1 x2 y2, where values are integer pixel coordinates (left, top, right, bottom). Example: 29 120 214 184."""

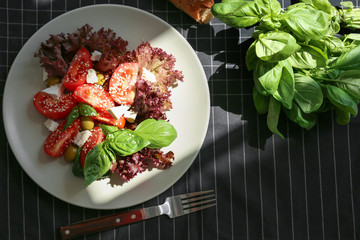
110 148 174 182
34 24 128 78
86 27 128 73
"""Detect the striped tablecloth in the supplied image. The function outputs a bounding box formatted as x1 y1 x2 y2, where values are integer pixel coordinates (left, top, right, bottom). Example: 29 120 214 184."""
1 0 359 239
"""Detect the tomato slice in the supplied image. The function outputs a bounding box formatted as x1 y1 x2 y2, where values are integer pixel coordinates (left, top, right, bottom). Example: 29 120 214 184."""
95 110 126 129
109 62 139 105
44 119 81 158
33 91 78 120
79 127 106 167
73 84 115 111
62 47 92 92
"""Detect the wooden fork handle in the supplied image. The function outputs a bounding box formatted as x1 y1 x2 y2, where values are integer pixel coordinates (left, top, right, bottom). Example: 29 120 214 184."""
59 209 145 239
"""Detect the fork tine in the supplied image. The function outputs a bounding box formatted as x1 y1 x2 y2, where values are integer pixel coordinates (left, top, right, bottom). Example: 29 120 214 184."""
183 203 217 215
177 190 214 199
181 194 215 204
182 198 216 209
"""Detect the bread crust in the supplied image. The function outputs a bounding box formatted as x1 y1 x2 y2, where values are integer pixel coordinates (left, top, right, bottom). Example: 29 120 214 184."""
169 0 214 24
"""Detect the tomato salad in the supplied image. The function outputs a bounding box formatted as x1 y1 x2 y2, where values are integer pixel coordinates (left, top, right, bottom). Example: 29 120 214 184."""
33 24 183 185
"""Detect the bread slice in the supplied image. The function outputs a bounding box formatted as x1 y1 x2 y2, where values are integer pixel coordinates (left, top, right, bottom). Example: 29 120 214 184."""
169 0 214 24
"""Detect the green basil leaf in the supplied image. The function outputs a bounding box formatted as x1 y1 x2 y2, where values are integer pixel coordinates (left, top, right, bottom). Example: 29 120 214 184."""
254 60 283 95
255 0 282 15
326 69 340 79
99 124 119 136
259 14 282 30
79 103 98 117
333 70 360 100
253 74 270 96
343 33 360 41
328 45 360 70
267 97 284 138
335 107 351 125
340 1 354 9
253 87 269 114
103 142 117 163
108 129 150 156
134 119 177 148
300 0 333 14
255 31 301 62
286 2 308 11
288 43 327 69
211 1 261 28
272 60 295 109
283 102 317 130
63 106 79 131
84 142 114 186
294 73 323 113
245 41 258 71
312 36 345 55
326 85 358 117
281 7 331 41
72 146 83 177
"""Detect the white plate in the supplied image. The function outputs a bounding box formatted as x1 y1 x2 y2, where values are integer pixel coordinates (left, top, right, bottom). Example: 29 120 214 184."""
3 4 210 209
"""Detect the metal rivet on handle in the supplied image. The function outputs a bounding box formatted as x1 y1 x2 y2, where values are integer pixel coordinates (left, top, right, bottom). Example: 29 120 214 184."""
116 218 121 223
131 214 136 219
65 230 70 235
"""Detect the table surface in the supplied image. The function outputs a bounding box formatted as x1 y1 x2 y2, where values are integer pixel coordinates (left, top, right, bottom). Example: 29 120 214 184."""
1 0 359 239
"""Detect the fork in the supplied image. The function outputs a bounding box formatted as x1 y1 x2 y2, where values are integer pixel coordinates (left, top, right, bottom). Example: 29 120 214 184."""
59 190 216 239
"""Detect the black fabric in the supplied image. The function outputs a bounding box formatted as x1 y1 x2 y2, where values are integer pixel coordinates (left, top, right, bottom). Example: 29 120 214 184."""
1 0 359 239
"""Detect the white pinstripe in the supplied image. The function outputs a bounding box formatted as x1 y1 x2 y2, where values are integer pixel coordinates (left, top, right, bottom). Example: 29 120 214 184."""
346 124 356 239
199 152 205 240
209 19 219 240
37 186 41 240
257 123 264 240
21 171 25 240
286 121 295 240
7 144 10 240
20 0 26 238
5 0 10 235
171 186 175 240
239 28 249 240
127 213 131 240
49 0 52 19
98 210 101 239
272 135 280 240
192 11 206 240
301 129 310 239
157 195 160 240
186 171 190 240
52 197 56 239
223 22 235 240
331 111 341 239
316 123 325 240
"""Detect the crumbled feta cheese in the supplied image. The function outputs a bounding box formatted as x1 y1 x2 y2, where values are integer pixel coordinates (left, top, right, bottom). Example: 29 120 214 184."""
107 105 137 123
123 110 137 123
41 83 63 99
91 50 102 61
73 130 92 147
43 119 59 132
107 105 129 120
86 69 98 84
42 69 48 82
141 67 157 83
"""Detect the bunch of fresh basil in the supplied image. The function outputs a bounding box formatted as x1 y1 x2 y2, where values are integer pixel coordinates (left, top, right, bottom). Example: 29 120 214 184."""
80 119 177 185
212 0 360 138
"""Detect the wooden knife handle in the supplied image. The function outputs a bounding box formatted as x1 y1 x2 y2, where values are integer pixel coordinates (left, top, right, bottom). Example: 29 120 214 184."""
59 209 145 239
